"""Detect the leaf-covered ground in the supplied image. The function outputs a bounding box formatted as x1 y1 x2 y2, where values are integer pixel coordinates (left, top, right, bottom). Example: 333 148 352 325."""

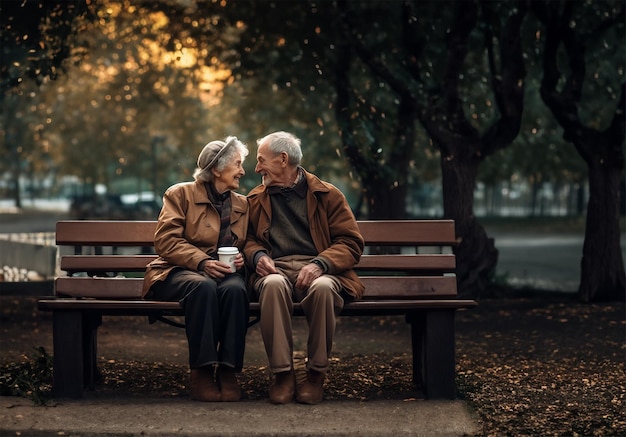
455 295 625 436
1 295 624 436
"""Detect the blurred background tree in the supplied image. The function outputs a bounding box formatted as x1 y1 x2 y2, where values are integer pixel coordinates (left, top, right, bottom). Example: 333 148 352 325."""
0 0 623 301
532 0 625 301
1 0 91 207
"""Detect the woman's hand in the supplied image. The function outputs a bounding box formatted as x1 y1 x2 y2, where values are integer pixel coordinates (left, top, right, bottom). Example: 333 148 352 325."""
200 259 233 279
233 253 245 271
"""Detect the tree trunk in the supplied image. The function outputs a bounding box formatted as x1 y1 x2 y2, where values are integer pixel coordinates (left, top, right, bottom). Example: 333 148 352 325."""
368 184 408 220
440 152 498 298
576 182 585 216
9 137 22 209
12 171 22 209
535 0 625 302
579 160 625 302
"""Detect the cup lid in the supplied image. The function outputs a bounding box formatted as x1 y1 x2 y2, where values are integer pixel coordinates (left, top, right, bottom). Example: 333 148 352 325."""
217 246 239 254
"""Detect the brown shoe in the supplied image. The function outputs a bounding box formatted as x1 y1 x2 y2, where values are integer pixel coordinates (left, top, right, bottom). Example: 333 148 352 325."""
189 366 221 402
269 370 295 404
218 366 242 402
296 369 325 404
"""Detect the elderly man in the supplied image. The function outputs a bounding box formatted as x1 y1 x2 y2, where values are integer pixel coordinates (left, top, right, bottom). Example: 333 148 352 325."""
244 131 364 404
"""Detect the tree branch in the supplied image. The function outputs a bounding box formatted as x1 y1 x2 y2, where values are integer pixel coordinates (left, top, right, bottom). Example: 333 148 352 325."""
481 0 527 156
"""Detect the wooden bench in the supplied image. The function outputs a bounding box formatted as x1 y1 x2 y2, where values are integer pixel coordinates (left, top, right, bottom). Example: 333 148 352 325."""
38 219 477 399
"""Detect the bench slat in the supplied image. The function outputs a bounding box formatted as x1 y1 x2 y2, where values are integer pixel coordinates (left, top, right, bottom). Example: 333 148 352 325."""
55 275 457 300
61 255 158 272
38 298 477 313
60 254 456 273
359 275 457 298
55 220 457 247
55 277 144 299
56 220 156 246
39 299 182 312
358 254 455 270
357 220 456 245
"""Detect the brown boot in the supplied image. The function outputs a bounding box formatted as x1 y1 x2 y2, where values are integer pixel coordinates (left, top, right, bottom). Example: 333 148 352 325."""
218 366 242 402
296 369 325 404
269 370 295 404
189 366 221 402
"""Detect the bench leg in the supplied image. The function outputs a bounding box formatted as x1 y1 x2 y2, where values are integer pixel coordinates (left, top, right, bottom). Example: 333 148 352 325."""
408 313 425 390
51 312 101 398
83 314 102 389
408 310 457 400
52 311 84 398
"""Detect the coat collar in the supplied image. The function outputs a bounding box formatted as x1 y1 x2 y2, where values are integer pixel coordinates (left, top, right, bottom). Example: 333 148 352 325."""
248 167 329 198
190 179 246 212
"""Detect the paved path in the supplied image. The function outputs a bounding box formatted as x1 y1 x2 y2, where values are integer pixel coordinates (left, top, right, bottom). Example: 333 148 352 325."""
490 233 584 292
0 395 479 437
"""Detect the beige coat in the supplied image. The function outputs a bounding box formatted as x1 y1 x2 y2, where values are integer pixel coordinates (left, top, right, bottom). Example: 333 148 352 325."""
243 169 365 299
142 180 249 297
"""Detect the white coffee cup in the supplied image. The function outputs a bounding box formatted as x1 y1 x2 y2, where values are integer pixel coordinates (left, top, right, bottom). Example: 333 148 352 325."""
217 246 239 272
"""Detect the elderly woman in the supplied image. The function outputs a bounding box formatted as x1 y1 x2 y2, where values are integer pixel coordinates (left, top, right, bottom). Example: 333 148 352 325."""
142 136 250 402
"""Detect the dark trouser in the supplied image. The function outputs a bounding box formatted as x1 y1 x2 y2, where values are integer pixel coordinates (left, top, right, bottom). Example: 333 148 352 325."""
149 269 249 371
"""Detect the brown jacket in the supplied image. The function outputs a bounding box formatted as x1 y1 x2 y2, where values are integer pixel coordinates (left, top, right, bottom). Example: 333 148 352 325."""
243 168 365 299
142 180 249 297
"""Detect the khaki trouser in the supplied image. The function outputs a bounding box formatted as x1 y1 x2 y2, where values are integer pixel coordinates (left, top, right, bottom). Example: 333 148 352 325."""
253 255 344 374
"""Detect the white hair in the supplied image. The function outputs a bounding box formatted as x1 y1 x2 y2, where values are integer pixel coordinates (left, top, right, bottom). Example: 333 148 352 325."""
193 136 249 182
257 131 302 166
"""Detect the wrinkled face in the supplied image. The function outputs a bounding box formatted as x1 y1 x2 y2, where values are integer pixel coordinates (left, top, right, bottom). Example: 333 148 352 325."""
255 140 288 187
213 152 245 193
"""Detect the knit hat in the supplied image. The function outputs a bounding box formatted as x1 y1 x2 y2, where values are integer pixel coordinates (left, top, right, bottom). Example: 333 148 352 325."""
197 139 230 171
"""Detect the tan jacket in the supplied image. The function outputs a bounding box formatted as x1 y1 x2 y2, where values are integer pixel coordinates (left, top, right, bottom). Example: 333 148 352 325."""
142 180 249 297
243 169 365 299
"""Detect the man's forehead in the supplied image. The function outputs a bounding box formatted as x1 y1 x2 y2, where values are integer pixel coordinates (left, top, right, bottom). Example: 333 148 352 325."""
257 144 279 158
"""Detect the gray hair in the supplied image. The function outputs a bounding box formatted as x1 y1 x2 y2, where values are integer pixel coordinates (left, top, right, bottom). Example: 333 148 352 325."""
193 136 249 183
257 131 302 166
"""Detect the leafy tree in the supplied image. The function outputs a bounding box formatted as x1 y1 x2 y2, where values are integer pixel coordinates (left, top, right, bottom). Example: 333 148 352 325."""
0 0 91 206
213 0 379 204
0 81 53 206
0 0 90 93
37 0 246 196
478 70 588 217
3 0 623 302
331 1 528 296
532 0 625 302
214 1 441 214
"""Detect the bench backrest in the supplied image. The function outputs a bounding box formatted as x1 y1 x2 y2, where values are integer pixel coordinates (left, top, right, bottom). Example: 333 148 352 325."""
55 220 458 300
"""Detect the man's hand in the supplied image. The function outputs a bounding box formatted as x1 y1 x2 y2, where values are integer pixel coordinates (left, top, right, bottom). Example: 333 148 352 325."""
295 262 323 290
255 254 278 277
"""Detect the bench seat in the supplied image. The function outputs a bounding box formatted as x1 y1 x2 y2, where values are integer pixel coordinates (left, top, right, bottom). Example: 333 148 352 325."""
39 298 476 314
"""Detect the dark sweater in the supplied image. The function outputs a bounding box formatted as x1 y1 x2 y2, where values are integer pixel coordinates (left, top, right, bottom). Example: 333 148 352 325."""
267 177 317 259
